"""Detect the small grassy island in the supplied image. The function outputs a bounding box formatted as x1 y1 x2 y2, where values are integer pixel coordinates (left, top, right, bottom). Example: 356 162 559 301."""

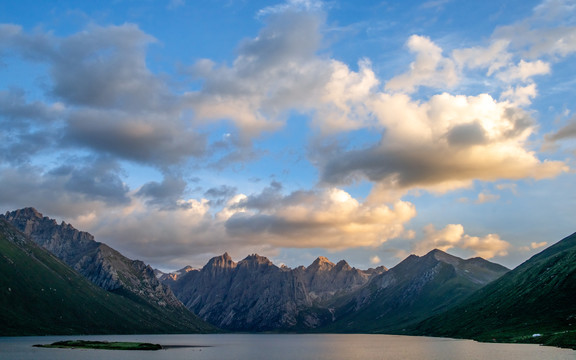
34 340 163 351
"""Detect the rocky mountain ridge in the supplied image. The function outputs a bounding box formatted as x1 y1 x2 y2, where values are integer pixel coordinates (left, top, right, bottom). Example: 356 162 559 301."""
163 252 387 331
1 208 190 313
162 248 507 332
0 218 214 335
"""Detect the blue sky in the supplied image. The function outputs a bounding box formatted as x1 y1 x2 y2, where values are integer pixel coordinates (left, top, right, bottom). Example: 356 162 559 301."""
1 0 575 271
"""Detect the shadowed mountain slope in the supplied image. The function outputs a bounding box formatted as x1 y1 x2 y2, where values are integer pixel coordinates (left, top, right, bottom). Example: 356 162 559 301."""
1 208 215 335
0 218 214 335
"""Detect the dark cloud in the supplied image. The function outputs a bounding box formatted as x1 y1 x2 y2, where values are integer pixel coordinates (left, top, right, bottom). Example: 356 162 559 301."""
136 175 188 205
48 157 130 205
64 109 207 167
236 181 283 211
0 89 60 125
446 121 487 146
0 159 130 218
204 185 237 206
0 89 64 164
1 23 166 110
546 116 576 142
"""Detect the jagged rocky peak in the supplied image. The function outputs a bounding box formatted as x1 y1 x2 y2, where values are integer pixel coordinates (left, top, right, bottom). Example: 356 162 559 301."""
5 207 42 219
238 254 275 269
157 265 197 281
334 259 352 271
365 265 388 275
425 248 462 265
308 256 335 271
204 252 237 270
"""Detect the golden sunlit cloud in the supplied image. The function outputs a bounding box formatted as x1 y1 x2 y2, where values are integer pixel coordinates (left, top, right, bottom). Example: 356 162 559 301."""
413 224 510 259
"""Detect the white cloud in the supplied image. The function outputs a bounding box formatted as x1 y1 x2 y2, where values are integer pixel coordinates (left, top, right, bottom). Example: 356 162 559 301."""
497 60 550 83
321 92 568 198
370 255 381 265
475 191 500 204
531 241 548 249
386 35 458 93
413 224 510 259
501 83 538 106
63 186 416 268
258 0 324 17
452 39 511 75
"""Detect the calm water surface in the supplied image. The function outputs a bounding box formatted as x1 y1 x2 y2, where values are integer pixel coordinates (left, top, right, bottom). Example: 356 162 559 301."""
0 334 574 360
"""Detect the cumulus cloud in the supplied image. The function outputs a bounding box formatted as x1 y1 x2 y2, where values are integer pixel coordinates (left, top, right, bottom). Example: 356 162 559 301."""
136 175 188 206
64 109 207 167
63 186 415 268
496 60 550 83
185 10 380 138
0 159 130 218
0 23 209 169
413 224 510 259
386 35 458 93
225 187 416 249
320 92 567 198
452 39 511 75
500 83 538 106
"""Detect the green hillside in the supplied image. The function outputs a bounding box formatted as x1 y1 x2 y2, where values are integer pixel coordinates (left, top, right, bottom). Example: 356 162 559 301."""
322 250 509 333
0 219 216 336
410 232 576 349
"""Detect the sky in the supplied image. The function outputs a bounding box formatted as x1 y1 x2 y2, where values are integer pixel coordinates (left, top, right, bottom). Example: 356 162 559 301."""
1 0 575 272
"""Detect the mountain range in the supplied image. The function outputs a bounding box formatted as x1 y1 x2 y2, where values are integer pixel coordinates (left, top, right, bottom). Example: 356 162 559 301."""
161 253 386 331
1 206 574 350
160 248 508 333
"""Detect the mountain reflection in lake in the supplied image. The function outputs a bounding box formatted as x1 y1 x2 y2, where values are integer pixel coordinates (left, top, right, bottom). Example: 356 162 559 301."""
1 334 573 360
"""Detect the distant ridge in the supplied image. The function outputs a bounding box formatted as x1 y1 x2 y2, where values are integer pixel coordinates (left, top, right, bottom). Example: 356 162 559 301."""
409 232 576 349
322 248 509 333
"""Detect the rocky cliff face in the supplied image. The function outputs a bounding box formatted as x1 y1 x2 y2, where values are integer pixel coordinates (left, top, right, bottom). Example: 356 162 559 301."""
1 208 185 311
165 253 386 331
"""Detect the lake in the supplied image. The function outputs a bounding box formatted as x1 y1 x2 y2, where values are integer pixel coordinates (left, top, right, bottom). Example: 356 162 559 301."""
0 334 574 360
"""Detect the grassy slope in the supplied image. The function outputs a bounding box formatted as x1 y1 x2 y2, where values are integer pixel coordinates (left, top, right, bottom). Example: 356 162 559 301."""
0 220 216 336
409 233 576 349
321 251 508 333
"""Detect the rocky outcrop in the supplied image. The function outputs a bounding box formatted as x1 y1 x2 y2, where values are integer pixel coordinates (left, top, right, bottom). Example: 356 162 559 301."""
1 208 185 311
166 253 386 331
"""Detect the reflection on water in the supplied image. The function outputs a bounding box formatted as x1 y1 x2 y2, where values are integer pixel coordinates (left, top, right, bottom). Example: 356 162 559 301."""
0 334 574 360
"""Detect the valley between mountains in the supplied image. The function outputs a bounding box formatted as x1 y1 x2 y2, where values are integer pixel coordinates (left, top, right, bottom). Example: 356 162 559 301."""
1 207 575 349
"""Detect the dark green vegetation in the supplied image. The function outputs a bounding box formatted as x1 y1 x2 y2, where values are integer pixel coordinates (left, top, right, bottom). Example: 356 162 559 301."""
34 340 162 350
409 232 576 350
323 250 510 333
0 219 215 336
